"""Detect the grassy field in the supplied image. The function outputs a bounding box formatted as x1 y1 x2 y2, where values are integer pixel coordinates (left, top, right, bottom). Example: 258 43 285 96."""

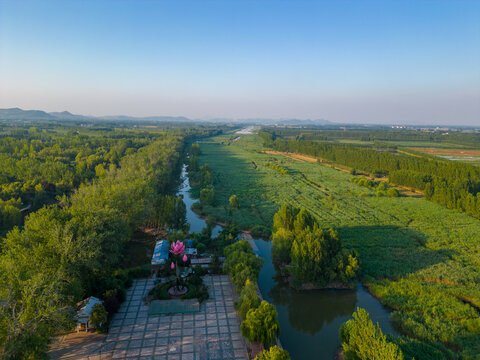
195 133 480 359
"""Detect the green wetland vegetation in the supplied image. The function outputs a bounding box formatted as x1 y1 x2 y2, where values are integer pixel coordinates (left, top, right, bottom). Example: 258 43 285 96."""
193 133 480 360
1 121 480 360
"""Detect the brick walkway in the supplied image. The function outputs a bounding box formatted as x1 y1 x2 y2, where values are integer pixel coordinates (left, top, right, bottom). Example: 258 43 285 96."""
102 275 249 360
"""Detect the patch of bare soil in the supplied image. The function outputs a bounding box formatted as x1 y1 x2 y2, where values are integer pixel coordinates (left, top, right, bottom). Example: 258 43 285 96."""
409 147 480 157
138 226 167 238
49 331 107 360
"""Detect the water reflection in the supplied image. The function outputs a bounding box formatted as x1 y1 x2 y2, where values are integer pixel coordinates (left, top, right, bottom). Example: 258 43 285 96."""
269 283 357 335
255 238 395 360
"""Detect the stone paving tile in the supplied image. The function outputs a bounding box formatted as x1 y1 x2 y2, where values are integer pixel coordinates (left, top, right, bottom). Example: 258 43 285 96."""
103 275 249 360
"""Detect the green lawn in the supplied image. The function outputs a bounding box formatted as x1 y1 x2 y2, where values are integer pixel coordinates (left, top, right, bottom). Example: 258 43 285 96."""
195 133 480 359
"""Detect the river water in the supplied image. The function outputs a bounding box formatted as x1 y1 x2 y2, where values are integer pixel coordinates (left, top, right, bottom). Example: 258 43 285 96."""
177 164 222 237
178 164 395 360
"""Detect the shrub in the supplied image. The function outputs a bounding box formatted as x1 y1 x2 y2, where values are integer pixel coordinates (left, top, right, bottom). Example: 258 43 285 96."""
200 186 215 205
197 242 207 254
90 303 108 331
255 346 291 360
103 296 120 315
387 188 399 197
229 194 240 208
377 182 387 191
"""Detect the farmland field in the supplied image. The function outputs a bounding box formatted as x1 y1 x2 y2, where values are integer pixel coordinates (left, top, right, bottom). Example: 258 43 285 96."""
409 147 480 165
195 133 480 359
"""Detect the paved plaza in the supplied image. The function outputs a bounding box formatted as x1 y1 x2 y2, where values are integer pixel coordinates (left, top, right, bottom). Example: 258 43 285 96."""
103 275 250 360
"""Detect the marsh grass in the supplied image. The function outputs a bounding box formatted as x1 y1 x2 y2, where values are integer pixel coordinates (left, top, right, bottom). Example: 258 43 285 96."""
194 134 480 359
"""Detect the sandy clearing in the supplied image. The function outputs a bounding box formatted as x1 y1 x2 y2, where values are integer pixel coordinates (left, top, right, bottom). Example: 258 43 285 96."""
409 148 480 157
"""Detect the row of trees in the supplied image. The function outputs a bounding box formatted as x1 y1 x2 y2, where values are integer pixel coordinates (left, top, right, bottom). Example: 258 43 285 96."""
224 241 290 359
260 131 480 219
263 127 480 147
272 204 359 288
0 134 183 358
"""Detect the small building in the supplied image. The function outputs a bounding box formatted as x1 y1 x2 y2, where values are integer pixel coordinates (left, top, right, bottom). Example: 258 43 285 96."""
76 296 102 332
185 247 198 257
151 240 170 266
190 258 211 268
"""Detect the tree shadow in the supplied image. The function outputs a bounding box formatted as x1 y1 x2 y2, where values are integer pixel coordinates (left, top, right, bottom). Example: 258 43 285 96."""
337 225 458 279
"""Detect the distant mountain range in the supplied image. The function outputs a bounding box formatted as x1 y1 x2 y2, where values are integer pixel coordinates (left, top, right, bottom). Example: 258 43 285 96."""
0 107 334 125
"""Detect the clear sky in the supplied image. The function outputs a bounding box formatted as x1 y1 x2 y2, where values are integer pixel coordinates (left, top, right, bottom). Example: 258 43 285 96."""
1 0 479 125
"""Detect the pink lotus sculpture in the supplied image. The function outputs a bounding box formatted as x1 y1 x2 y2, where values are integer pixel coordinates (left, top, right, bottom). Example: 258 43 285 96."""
169 241 188 294
170 240 186 255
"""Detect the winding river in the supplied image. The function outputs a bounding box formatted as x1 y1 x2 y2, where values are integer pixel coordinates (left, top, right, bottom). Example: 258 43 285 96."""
177 164 222 237
178 164 395 360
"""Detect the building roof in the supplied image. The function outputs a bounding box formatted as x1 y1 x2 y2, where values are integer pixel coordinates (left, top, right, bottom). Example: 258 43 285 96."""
185 248 197 256
152 240 170 265
191 257 212 265
77 296 102 323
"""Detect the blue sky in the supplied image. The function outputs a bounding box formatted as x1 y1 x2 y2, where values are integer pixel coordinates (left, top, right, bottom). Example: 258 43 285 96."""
1 0 479 125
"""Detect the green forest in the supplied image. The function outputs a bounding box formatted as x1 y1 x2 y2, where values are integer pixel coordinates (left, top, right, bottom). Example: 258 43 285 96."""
0 122 222 358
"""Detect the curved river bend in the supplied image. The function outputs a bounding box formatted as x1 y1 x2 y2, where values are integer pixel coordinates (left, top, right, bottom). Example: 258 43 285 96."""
178 164 395 360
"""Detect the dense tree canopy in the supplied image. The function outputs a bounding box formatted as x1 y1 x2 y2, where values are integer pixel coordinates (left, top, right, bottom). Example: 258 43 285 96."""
272 204 359 287
0 133 184 358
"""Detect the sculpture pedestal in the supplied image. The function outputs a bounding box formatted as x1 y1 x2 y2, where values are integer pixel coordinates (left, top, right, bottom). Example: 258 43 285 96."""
168 286 188 298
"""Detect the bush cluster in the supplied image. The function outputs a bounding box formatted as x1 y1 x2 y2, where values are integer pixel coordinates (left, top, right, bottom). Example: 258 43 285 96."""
265 161 290 175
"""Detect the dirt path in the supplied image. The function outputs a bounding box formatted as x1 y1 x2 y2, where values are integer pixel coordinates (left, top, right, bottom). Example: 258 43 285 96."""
49 332 108 360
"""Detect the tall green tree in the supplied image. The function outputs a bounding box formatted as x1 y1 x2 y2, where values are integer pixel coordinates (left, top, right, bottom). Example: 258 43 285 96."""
241 301 280 348
236 279 261 320
340 308 404 360
229 194 240 208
